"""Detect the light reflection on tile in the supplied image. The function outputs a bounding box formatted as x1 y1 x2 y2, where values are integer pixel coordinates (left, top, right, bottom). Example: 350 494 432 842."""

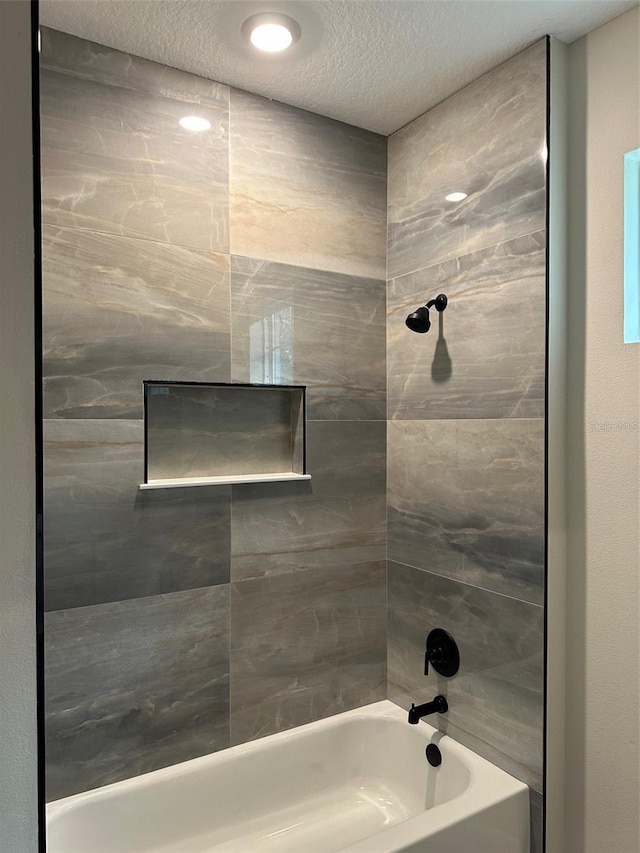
231 256 386 420
45 585 230 801
40 29 229 252
388 40 547 278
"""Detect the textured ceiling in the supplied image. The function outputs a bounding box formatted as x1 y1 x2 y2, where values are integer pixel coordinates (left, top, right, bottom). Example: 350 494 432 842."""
40 0 637 134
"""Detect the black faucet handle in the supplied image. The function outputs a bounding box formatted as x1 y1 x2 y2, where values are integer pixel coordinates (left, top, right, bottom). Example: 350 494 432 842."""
424 629 460 677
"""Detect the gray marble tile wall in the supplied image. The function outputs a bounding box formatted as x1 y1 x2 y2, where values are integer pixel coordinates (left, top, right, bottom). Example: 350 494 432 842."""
229 88 387 279
230 560 387 745
43 25 547 834
40 29 230 252
387 232 547 420
387 562 543 789
387 419 544 605
385 35 548 831
41 28 387 800
44 420 231 611
231 420 386 582
45 586 230 800
387 40 547 281
231 256 386 420
42 225 231 419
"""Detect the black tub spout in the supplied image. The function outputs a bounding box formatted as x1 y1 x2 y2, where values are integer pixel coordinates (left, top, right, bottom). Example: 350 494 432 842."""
408 695 448 724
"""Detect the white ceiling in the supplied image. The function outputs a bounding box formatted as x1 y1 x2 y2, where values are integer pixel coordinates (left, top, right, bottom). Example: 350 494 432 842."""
40 0 637 135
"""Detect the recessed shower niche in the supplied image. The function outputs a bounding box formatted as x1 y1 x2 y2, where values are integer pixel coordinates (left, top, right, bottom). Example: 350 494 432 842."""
140 381 310 489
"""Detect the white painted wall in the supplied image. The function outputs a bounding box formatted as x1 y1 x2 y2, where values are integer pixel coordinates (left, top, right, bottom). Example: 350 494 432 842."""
565 8 640 852
0 1 39 850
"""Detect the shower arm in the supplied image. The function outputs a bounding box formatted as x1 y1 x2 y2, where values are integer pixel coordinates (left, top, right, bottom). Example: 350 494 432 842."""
424 294 448 312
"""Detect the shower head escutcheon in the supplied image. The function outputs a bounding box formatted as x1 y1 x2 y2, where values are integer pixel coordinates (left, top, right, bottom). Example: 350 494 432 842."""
405 294 448 334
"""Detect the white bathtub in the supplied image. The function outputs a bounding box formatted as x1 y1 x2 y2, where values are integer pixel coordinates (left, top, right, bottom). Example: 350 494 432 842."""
47 700 530 853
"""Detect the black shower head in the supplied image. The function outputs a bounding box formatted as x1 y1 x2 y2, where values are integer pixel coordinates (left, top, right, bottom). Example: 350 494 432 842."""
405 294 448 334
405 306 432 333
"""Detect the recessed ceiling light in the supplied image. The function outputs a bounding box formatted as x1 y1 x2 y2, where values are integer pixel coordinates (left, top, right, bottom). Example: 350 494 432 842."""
179 116 212 132
242 13 302 53
445 191 468 202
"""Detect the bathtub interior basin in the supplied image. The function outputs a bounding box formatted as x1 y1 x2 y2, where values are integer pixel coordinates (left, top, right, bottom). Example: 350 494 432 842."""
47 700 530 853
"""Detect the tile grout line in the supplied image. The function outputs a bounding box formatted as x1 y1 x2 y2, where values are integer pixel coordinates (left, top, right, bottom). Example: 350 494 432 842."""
230 251 387 283
388 558 544 609
387 226 547 284
41 221 230 260
386 417 546 425
41 221 387 284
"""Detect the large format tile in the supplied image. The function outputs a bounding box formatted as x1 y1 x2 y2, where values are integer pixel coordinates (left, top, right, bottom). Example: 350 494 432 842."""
230 561 386 745
45 585 230 801
147 383 304 480
388 40 547 278
40 31 229 252
231 420 386 582
387 562 543 790
44 420 230 611
388 419 544 605
387 232 546 420
231 256 386 420
230 89 387 279
43 226 230 419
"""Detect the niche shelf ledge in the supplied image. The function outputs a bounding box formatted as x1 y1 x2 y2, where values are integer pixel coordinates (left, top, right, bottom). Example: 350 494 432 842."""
139 472 312 490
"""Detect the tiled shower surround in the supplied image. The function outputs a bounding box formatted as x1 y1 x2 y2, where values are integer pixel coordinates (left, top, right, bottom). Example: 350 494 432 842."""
41 27 387 800
41 25 546 836
386 39 547 838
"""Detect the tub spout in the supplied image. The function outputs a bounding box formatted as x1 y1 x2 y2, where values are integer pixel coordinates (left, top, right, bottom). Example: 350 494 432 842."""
408 695 448 724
